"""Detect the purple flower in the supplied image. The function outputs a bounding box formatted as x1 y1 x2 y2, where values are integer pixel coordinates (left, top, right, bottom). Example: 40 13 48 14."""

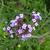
21 35 27 40
16 16 19 19
32 11 42 20
34 15 40 19
28 28 32 33
32 13 37 17
18 28 23 34
3 12 42 40
22 23 27 29
28 25 33 33
10 23 15 27
14 23 17 26
32 13 40 20
17 18 22 23
10 19 17 27
32 19 36 23
9 30 14 34
33 14 39 19
21 33 32 40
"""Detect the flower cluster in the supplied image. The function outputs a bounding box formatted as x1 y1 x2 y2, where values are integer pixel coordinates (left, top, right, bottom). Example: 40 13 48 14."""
32 11 42 27
3 11 42 40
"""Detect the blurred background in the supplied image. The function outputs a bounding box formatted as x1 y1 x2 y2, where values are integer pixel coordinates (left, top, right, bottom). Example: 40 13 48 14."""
0 0 50 50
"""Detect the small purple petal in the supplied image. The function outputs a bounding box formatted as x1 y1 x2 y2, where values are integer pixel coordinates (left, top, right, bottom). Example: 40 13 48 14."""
21 33 32 40
28 25 33 33
17 18 22 23
21 35 27 40
18 29 23 34
34 15 40 19
9 30 14 34
32 19 36 23
10 23 15 27
16 16 20 20
28 28 32 33
22 24 27 29
14 23 17 26
32 12 42 20
32 13 37 17
28 25 31 28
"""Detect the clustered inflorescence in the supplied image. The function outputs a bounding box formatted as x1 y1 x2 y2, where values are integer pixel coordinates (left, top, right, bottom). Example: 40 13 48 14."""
3 11 42 40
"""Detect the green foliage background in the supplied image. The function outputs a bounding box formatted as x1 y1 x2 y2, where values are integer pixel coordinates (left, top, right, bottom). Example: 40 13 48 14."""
0 0 50 50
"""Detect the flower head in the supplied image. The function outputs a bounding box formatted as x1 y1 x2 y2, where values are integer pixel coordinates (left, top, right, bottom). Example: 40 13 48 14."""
3 12 42 41
32 11 42 20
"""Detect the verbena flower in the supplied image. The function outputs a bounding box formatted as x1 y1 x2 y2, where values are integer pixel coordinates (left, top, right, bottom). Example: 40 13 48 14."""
16 16 20 20
21 33 32 40
22 23 27 29
9 30 14 34
32 19 36 23
3 12 42 40
32 11 42 20
28 25 33 33
32 11 42 27
18 28 23 34
10 22 15 27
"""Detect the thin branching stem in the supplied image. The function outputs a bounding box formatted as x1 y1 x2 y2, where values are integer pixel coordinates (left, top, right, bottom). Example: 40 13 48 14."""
31 31 50 39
